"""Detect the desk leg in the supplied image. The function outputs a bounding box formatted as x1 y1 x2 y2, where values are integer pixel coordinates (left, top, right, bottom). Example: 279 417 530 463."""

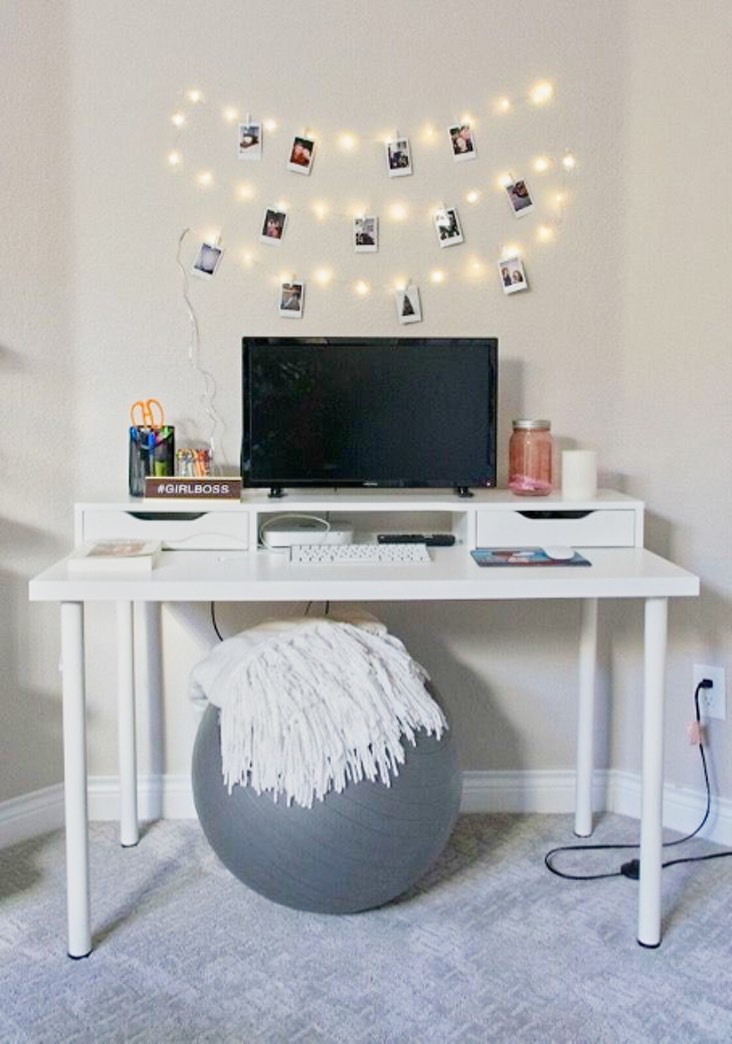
574 598 598 837
117 601 138 847
638 596 668 948
61 601 92 959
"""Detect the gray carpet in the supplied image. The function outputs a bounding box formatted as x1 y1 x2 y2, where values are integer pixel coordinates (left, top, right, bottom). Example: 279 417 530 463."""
1 813 731 1043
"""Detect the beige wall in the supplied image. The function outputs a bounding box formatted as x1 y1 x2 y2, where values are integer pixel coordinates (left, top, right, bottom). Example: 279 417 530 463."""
2 1 730 803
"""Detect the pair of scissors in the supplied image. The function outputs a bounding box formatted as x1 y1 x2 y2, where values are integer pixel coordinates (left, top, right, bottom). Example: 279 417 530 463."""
130 398 164 428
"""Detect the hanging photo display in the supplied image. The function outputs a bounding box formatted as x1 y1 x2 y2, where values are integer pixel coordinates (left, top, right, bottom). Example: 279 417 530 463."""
238 121 262 160
396 285 422 323
191 241 224 279
353 216 378 252
279 281 305 317
434 207 464 248
448 123 476 161
288 135 316 174
260 207 288 243
498 256 529 294
170 80 577 315
505 179 534 217
385 138 413 177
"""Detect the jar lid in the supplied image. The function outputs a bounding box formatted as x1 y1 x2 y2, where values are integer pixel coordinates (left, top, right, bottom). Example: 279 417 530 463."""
512 418 551 430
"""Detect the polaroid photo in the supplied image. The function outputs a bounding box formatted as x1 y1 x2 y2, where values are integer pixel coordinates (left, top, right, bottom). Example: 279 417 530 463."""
498 256 529 294
191 241 224 279
238 121 262 160
448 123 476 162
260 208 288 244
505 179 534 217
353 216 378 253
385 138 413 177
434 207 464 248
395 285 422 324
279 281 305 318
288 135 315 175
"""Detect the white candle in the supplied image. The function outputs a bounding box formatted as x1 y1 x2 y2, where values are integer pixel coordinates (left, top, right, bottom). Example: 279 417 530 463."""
562 450 597 500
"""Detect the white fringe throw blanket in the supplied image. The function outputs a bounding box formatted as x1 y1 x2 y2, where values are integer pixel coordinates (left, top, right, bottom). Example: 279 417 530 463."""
189 616 447 808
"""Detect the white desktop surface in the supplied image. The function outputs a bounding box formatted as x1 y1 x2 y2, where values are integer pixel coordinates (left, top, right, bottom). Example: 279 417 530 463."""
30 546 698 603
28 496 700 957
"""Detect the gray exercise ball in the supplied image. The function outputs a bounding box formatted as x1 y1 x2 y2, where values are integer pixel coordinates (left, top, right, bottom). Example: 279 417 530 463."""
192 702 461 914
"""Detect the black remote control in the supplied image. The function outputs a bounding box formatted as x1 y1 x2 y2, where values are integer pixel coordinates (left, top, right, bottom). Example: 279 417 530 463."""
377 533 455 546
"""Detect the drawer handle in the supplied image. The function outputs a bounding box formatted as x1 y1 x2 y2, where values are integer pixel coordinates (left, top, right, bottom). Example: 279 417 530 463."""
518 510 593 520
127 511 207 522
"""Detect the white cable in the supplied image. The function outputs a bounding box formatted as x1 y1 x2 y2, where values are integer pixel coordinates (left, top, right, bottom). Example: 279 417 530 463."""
175 228 226 469
258 513 331 549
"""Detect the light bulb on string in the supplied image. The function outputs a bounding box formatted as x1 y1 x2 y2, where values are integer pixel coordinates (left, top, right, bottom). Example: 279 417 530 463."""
314 267 333 286
562 151 577 171
222 107 239 123
495 97 511 114
497 172 513 190
389 203 408 222
312 201 329 220
187 89 203 104
339 133 357 151
537 224 555 243
263 118 277 132
236 181 256 202
171 112 186 128
529 81 554 105
354 280 370 297
533 156 551 174
168 150 182 167
430 269 446 285
196 170 213 188
465 189 480 205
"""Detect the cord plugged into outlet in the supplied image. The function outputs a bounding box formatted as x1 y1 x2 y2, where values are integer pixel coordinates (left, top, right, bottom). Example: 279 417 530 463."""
693 665 727 720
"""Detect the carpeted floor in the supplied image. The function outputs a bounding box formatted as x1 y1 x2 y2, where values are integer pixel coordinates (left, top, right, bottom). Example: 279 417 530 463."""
1 813 731 1043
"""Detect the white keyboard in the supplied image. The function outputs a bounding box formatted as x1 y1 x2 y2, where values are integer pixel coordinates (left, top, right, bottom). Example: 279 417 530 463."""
289 542 431 566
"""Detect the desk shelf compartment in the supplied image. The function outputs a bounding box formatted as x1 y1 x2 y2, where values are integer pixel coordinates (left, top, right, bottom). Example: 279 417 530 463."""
75 508 250 551
474 508 640 549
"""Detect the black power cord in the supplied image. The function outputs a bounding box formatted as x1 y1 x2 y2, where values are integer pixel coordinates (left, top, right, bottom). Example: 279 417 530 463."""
545 680 732 881
210 601 224 642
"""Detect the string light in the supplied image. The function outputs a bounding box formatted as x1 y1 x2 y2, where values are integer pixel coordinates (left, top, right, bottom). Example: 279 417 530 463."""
339 133 357 151
263 118 277 132
168 150 182 167
537 224 555 242
420 123 438 143
236 181 256 201
529 81 554 105
430 269 446 284
465 190 480 205
495 97 511 114
312 201 329 220
314 267 333 286
562 151 577 171
533 156 551 173
196 170 213 187
497 173 513 189
222 107 239 123
187 89 203 104
171 112 186 128
354 280 371 297
389 203 408 221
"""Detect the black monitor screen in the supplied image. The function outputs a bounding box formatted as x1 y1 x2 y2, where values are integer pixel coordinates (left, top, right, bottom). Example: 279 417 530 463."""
241 337 498 491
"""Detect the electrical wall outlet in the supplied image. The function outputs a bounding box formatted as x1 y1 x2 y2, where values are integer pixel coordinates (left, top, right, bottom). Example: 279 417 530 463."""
693 664 727 720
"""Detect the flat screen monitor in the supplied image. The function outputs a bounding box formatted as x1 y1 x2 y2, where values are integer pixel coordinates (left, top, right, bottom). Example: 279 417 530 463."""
241 336 498 495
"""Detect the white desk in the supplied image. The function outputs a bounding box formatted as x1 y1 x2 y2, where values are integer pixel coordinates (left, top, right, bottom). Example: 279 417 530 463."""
29 492 699 956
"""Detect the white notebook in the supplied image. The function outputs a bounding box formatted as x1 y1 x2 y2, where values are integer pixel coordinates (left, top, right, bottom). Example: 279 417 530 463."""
66 539 162 576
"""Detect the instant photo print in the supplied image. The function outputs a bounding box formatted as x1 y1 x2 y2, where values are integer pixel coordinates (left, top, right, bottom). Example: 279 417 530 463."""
434 207 464 247
191 242 224 279
385 138 413 177
238 121 262 160
279 281 305 317
395 285 422 324
498 256 529 294
448 123 476 161
288 136 315 174
260 208 288 244
353 216 378 252
505 179 534 217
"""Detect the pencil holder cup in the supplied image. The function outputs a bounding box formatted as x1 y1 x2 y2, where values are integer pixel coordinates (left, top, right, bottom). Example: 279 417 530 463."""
128 426 175 497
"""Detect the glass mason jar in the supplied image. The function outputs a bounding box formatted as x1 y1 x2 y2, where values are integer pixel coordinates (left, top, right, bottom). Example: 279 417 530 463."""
508 419 553 496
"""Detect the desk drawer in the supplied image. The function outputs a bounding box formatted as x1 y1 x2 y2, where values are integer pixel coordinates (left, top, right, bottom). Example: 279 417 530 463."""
78 509 249 550
475 508 638 548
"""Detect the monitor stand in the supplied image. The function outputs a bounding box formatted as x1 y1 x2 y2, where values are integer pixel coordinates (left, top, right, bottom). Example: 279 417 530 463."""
454 486 474 498
268 486 285 499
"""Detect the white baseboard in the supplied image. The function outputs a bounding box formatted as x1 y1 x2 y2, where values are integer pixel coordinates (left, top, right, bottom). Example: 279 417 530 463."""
0 784 65 849
3 770 732 849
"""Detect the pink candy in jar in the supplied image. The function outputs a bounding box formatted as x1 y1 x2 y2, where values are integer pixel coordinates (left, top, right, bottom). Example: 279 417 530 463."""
508 419 553 496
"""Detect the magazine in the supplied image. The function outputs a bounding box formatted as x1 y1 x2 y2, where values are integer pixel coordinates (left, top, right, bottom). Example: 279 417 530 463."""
471 547 591 567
